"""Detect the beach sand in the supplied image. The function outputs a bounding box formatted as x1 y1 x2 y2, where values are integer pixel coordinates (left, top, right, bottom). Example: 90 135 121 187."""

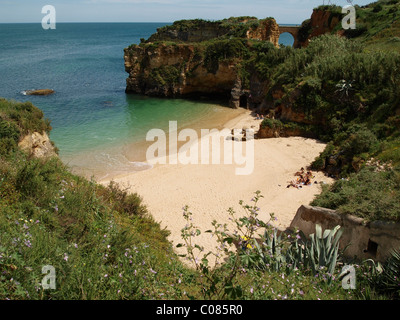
99 110 333 262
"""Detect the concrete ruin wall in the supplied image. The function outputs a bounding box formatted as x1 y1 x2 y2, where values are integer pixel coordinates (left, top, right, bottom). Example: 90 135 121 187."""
289 205 400 262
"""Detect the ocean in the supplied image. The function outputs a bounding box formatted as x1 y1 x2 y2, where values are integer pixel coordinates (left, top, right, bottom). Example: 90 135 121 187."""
0 23 294 179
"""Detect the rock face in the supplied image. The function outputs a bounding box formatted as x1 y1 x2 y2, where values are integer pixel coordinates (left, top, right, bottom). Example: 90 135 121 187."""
289 205 400 262
125 43 238 98
257 125 305 139
18 132 57 159
246 19 280 47
309 8 341 38
296 8 342 47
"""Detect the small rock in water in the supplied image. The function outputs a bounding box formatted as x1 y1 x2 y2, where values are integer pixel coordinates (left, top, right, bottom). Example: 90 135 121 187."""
24 89 55 96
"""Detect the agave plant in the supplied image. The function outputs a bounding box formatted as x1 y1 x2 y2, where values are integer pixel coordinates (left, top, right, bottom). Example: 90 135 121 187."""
371 249 400 298
285 233 308 271
251 227 286 271
306 224 343 275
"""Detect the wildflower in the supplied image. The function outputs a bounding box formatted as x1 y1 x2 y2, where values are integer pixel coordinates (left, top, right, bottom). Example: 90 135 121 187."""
250 287 254 294
74 243 78 249
104 274 108 278
63 253 69 261
150 268 157 274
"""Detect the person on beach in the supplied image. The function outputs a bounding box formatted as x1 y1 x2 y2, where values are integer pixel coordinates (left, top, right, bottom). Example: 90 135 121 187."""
288 168 315 188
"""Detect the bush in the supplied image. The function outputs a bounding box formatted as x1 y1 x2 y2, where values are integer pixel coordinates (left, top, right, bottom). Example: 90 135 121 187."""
0 119 20 142
342 124 379 156
311 167 400 221
204 38 249 74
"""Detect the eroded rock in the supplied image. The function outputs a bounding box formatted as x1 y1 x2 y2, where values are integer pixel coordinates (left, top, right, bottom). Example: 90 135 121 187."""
18 132 57 159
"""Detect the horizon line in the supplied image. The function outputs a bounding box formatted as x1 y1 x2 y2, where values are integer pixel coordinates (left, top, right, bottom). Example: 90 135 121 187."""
0 20 302 25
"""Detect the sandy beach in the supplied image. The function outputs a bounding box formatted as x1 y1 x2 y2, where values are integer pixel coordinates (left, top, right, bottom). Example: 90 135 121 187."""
99 110 333 260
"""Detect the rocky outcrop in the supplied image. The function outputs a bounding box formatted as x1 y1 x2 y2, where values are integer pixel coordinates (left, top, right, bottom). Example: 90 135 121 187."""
289 205 400 262
309 8 341 37
229 78 250 109
125 43 237 98
297 8 342 47
257 125 305 139
124 17 284 99
18 131 57 159
24 89 55 96
246 18 280 47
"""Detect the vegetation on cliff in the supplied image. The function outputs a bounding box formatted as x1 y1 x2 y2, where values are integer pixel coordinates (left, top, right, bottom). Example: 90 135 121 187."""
147 17 270 43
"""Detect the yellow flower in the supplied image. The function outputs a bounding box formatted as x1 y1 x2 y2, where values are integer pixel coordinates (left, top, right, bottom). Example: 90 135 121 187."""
240 236 253 249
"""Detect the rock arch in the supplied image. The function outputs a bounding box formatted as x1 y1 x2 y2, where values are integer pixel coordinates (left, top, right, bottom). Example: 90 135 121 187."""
278 25 301 48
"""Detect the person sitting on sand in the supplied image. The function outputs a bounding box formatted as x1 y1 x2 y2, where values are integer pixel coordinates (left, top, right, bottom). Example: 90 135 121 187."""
287 180 301 189
295 167 305 176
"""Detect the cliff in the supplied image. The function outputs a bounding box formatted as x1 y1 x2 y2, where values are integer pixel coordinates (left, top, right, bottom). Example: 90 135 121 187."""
124 17 280 101
124 42 238 98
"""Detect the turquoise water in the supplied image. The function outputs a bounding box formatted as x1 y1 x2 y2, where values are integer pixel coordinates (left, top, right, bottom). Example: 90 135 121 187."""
0 23 293 177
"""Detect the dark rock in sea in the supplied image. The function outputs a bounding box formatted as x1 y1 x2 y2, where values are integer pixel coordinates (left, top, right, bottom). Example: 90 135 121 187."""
25 89 55 96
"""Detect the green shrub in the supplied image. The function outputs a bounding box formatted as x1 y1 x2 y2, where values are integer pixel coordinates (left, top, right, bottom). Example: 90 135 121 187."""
311 167 400 221
149 65 181 86
0 119 20 142
204 38 249 74
260 118 283 129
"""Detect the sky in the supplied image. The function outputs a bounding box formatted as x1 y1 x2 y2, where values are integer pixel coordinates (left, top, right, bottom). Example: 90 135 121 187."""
0 0 375 24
